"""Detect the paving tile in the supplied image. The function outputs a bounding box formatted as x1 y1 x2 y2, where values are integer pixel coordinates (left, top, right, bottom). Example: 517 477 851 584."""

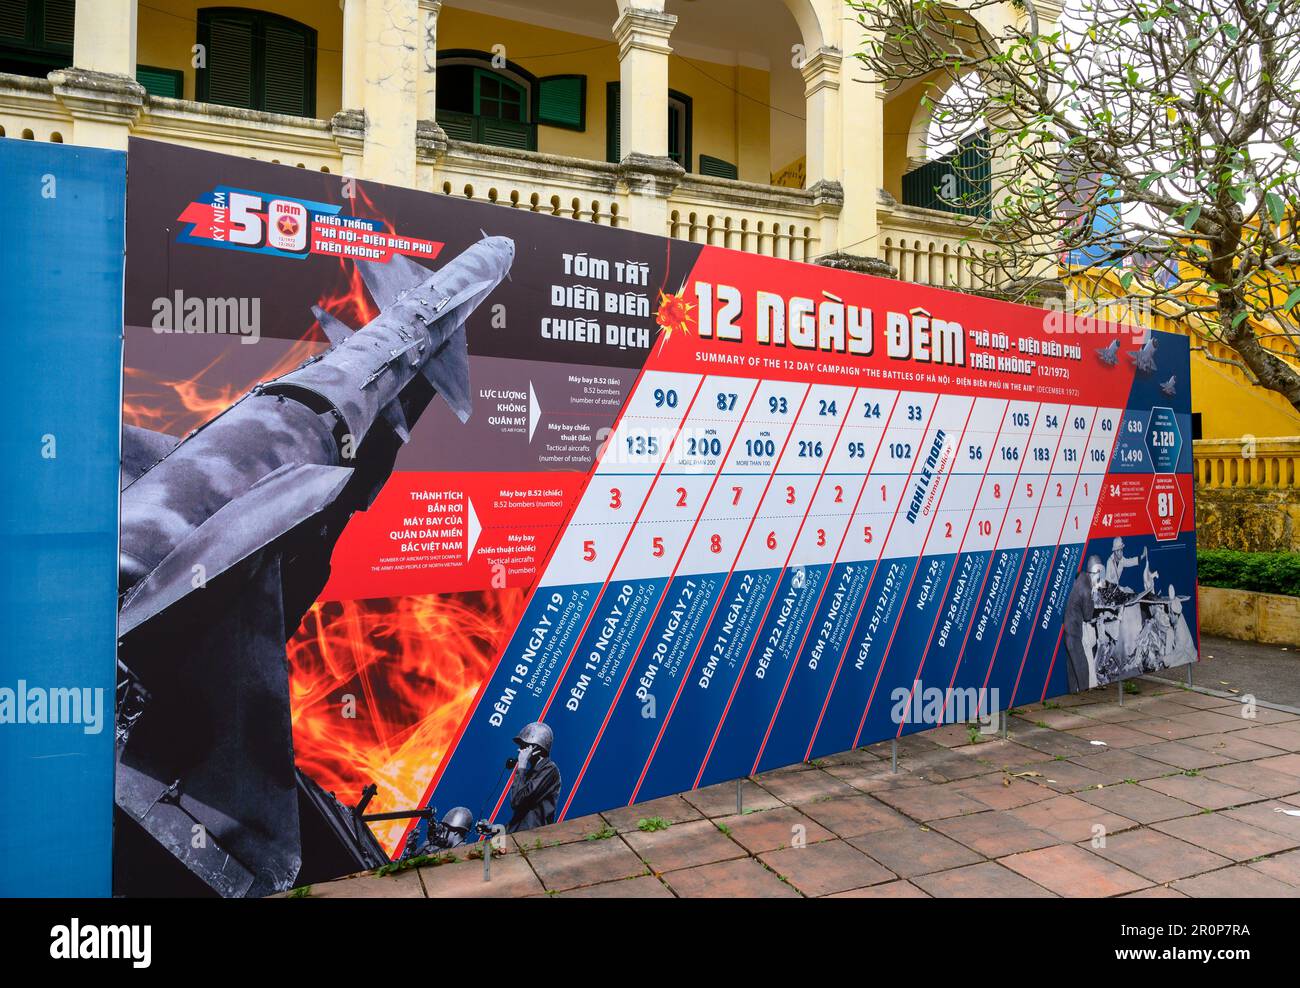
816 747 882 767
873 782 988 821
755 767 860 804
1236 707 1300 725
1173 865 1300 898
419 854 544 898
559 875 675 898
759 839 896 896
1030 759 1115 793
826 879 929 898
1127 740 1234 771
931 811 1061 857
681 779 783 817
511 814 607 850
1168 691 1239 711
1122 885 1188 898
661 856 802 898
1071 703 1151 724
1228 724 1300 752
1153 813 1300 861
1011 726 1102 758
1066 723 1160 748
1247 848 1300 888
1006 793 1138 843
1201 762 1300 799
1141 774 1264 810
1220 801 1300 842
1083 828 1231 884
311 868 426 899
1000 845 1151 897
924 723 985 748
1122 717 1204 741
1170 709 1259 736
1025 708 1100 731
1255 753 1300 779
1067 748 1182 783
821 761 928 792
600 794 703 833
912 861 1056 898
1179 732 1287 761
795 794 912 837
952 774 1056 810
850 825 984 878
523 835 647 891
713 805 834 853
622 818 747 873
1076 783 1200 825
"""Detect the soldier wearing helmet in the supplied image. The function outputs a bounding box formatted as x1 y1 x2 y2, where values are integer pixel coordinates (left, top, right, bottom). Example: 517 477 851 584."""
400 805 476 858
507 721 561 833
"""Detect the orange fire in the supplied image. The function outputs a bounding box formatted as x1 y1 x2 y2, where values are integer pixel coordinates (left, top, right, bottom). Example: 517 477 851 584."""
123 203 523 857
122 252 379 436
655 289 696 351
286 589 526 854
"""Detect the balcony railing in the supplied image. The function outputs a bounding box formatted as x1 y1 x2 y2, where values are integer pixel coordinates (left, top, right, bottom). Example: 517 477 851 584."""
876 198 984 289
1194 437 1300 490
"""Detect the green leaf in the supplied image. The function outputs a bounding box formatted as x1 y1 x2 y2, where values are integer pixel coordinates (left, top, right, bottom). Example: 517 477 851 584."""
1266 192 1286 225
1182 205 1201 230
1284 287 1300 312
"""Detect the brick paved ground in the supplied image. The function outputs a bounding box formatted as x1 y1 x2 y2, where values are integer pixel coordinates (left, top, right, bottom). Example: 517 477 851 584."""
299 678 1300 899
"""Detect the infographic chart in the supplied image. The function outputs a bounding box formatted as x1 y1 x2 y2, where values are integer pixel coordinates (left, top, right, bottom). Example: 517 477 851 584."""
116 140 1194 894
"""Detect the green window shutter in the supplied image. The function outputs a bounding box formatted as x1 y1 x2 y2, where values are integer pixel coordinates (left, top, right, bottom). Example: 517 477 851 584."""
137 65 183 99
537 75 584 130
439 110 475 142
203 14 255 109
479 117 534 151
0 2 29 44
606 81 620 162
40 0 73 48
699 154 736 180
263 20 312 116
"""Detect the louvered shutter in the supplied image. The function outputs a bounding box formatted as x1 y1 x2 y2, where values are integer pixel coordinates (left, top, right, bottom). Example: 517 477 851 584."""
205 14 255 109
263 20 310 116
538 75 584 130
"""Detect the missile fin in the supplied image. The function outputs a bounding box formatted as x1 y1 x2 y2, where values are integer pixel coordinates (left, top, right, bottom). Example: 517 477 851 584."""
118 462 352 639
356 253 433 312
312 305 356 346
422 325 472 423
381 401 411 443
436 277 497 317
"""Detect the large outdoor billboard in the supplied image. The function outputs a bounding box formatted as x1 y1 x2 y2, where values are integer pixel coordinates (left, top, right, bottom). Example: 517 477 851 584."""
115 139 1196 896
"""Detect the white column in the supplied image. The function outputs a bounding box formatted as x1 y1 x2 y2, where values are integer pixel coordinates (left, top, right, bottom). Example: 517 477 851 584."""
614 6 675 161
72 0 137 76
341 0 367 111
361 0 420 188
417 0 441 122
836 19 883 261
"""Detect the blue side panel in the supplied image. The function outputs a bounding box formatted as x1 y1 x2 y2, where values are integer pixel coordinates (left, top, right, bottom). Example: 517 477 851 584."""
0 140 125 896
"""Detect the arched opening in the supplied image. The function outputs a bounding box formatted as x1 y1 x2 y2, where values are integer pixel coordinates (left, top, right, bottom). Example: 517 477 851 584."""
436 49 539 151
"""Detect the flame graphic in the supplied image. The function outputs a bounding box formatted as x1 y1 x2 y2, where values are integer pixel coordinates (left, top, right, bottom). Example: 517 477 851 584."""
124 192 526 858
286 589 526 854
123 248 381 436
655 289 696 352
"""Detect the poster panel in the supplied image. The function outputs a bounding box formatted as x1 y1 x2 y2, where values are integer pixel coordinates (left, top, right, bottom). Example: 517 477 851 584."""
116 139 1195 895
1 140 125 896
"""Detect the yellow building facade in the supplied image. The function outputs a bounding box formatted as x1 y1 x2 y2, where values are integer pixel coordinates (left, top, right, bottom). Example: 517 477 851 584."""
2 0 1297 495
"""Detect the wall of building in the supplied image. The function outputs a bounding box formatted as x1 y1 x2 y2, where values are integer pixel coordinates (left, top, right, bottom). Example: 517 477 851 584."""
135 0 345 119
437 6 773 182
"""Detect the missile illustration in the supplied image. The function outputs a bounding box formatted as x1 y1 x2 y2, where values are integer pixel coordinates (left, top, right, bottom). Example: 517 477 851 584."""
113 236 514 897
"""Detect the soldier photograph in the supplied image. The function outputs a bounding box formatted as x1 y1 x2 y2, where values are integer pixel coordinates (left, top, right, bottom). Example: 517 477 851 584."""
507 721 561 833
